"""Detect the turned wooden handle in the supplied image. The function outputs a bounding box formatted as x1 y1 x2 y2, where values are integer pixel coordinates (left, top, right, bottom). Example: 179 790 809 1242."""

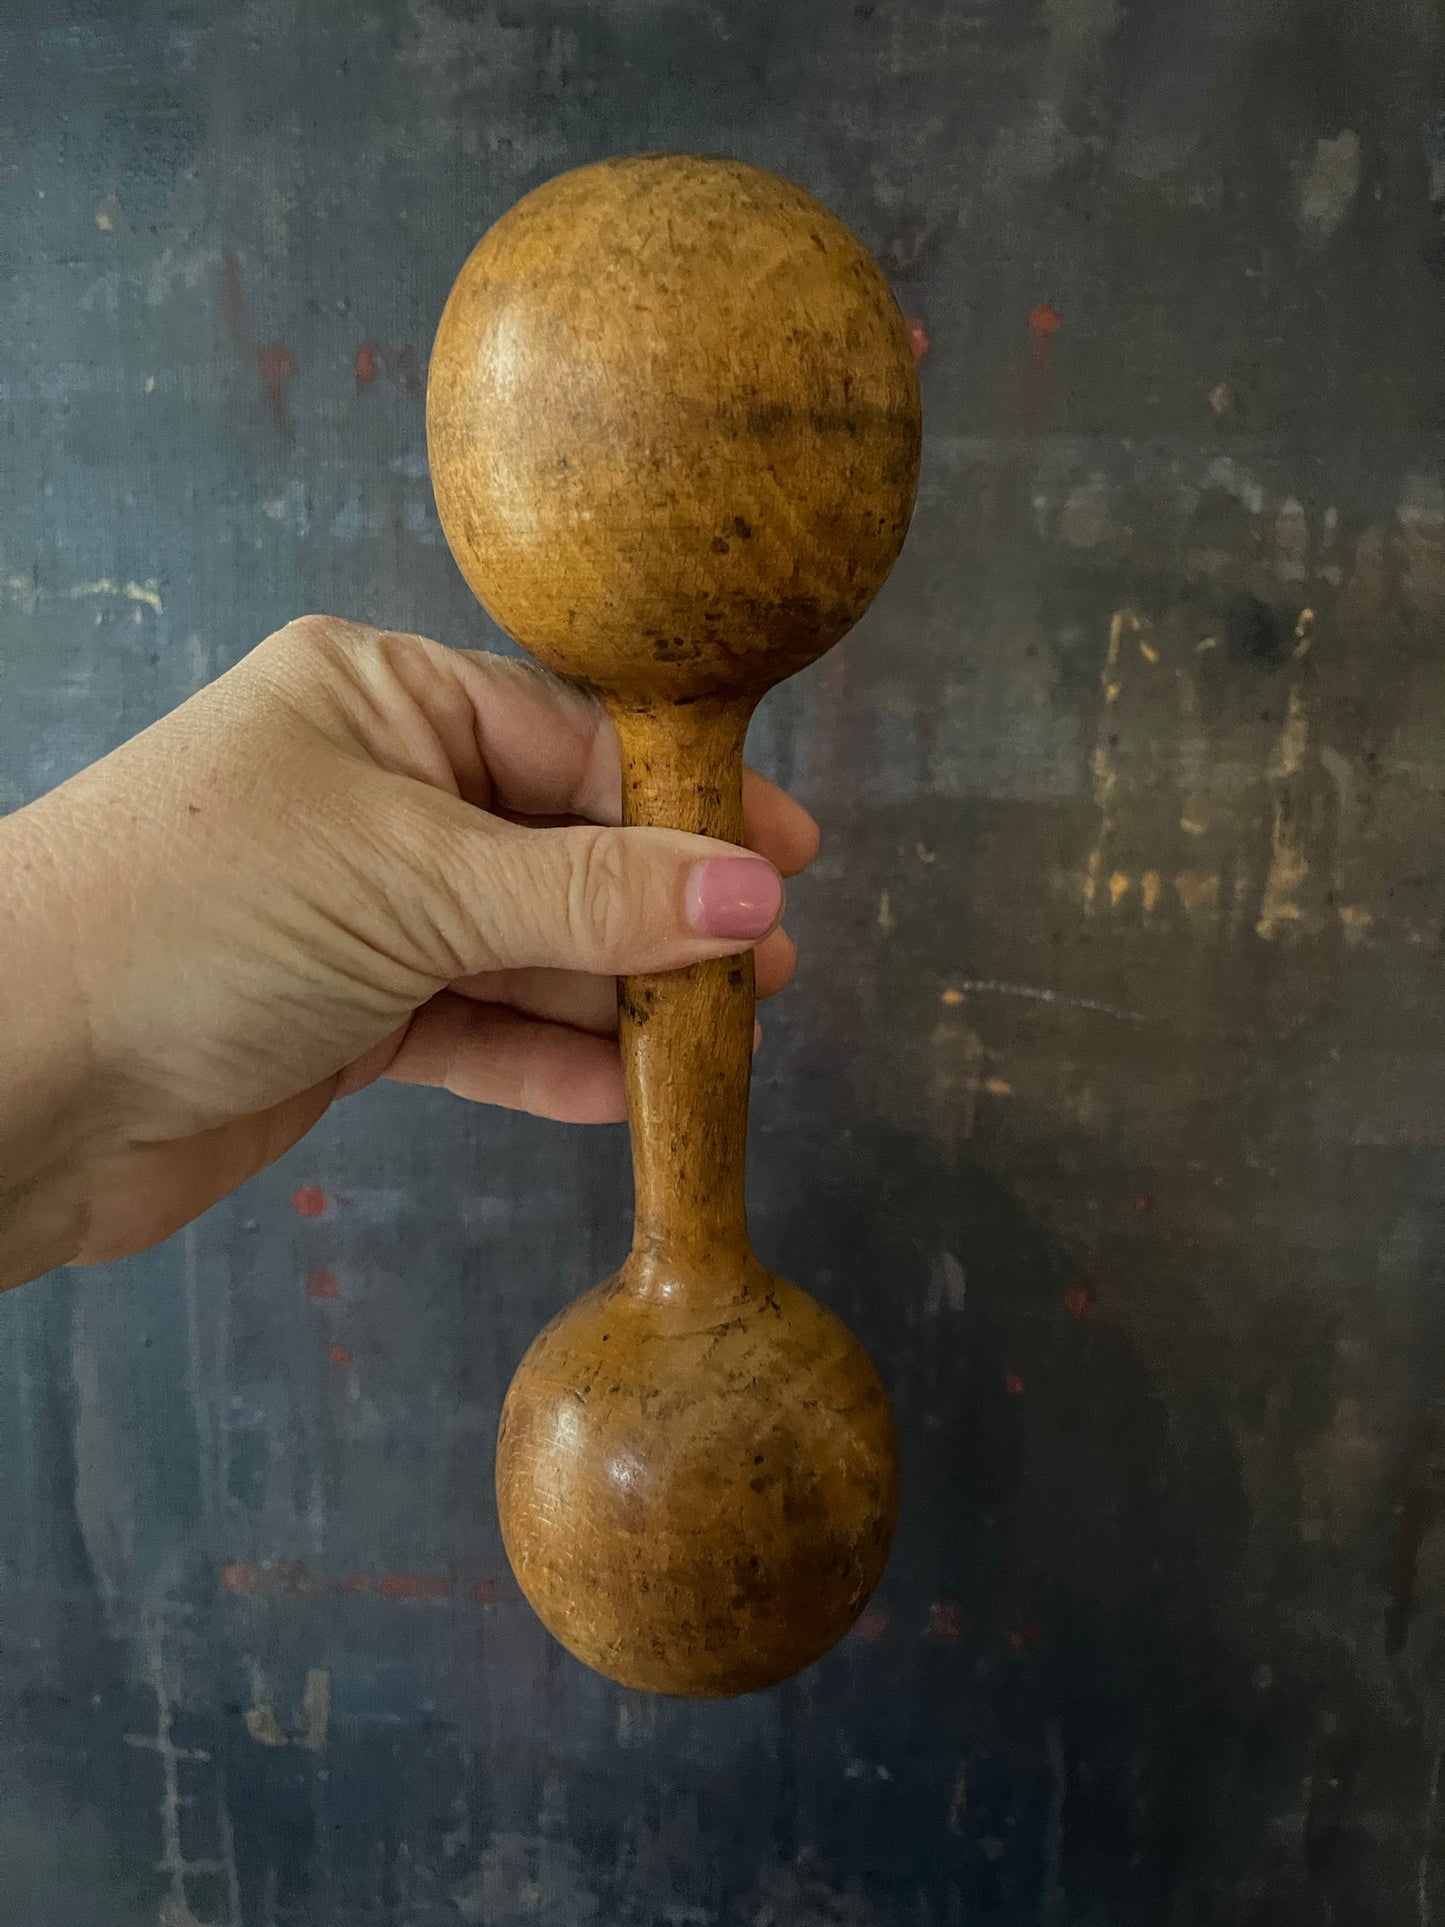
609 698 757 1288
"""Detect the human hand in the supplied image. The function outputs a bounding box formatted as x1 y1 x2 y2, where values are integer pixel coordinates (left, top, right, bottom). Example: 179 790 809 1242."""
0 616 816 1286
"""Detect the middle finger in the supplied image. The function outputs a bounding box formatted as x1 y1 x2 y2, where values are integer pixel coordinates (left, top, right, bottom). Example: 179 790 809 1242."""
452 927 799 1036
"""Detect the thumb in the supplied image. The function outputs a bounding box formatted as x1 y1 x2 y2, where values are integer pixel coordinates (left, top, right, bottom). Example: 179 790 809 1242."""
415 805 785 978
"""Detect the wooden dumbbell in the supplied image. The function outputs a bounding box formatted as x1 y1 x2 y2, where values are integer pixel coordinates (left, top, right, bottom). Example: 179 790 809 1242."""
428 154 921 1695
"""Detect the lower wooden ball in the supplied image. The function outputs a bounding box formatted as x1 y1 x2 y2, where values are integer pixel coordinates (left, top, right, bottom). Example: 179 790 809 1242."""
495 1257 899 1696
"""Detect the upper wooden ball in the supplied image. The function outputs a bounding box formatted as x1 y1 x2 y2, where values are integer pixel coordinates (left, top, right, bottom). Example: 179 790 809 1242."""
427 154 922 701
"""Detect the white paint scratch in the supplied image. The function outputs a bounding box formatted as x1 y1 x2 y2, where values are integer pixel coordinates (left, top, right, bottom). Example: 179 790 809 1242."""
138 1625 241 1926
1083 608 1136 910
1206 456 1265 517
1257 687 1311 940
1299 130 1361 234
3 571 168 619
1060 472 1113 548
945 979 1147 1025
947 1758 969 1834
927 1252 968 1315
65 577 164 616
182 1225 218 1547
1276 497 1309 582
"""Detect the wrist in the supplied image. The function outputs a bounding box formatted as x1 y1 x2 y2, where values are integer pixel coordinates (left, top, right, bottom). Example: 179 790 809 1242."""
0 802 111 1287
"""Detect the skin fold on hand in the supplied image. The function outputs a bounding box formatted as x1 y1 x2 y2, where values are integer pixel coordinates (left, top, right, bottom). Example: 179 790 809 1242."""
0 616 818 1288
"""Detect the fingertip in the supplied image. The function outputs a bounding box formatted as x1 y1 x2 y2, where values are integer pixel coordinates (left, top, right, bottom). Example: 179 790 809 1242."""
754 926 798 1000
783 806 821 876
742 770 821 878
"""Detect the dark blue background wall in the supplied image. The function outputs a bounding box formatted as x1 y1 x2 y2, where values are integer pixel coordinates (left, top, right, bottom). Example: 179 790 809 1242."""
4 2 1445 1921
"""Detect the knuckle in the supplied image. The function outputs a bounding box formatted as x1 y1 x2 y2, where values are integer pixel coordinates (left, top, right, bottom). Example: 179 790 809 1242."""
256 614 370 690
274 613 351 660
566 827 637 968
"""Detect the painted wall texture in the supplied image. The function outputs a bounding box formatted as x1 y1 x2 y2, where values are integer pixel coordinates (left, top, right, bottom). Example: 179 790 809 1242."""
3 1 1445 1921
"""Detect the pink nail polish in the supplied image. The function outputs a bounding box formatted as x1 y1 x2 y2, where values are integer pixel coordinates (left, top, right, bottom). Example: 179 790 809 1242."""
686 857 783 941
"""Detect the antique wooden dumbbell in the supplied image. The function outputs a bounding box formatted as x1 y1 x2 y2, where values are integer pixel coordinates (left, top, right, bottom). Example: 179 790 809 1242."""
428 154 921 1694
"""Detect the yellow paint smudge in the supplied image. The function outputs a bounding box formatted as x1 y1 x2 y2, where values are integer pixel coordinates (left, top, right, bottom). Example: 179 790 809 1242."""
1271 686 1309 780
1180 816 1207 836
983 1077 1013 1097
2 570 38 615
1196 636 1219 653
244 1666 287 1749
1293 607 1315 657
1338 905 1373 944
66 578 164 616
877 890 894 934
1083 609 1142 910
244 1663 330 1751
1140 871 1161 913
1256 687 1312 939
1299 129 1361 235
1108 871 1130 907
1105 607 1133 671
1138 641 1159 665
940 987 965 1006
1174 872 1220 916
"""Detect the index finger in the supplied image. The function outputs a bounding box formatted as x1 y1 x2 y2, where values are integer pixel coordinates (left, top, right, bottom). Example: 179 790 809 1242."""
446 648 819 875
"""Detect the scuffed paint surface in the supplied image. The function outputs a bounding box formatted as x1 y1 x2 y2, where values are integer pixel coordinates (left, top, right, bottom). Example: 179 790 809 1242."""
4 0 1445 1921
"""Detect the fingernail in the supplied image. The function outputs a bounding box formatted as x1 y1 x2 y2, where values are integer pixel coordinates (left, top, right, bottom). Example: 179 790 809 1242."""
685 857 784 941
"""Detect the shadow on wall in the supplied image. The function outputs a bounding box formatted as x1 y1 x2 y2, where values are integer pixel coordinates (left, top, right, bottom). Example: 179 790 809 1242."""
744 1091 1259 1924
424 1093 1275 1926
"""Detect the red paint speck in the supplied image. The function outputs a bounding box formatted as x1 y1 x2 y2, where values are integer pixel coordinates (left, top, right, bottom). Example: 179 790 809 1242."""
305 1268 339 1299
354 343 376 385
1005 1372 1025 1397
291 1185 327 1218
257 341 298 423
376 1571 452 1601
1064 1283 1094 1319
1028 302 1062 366
855 1607 889 1640
328 1344 352 1367
343 1572 370 1594
220 1562 314 1595
928 1601 964 1642
906 316 930 361
471 1578 497 1605
1134 1195 1151 1214
1008 1620 1044 1653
